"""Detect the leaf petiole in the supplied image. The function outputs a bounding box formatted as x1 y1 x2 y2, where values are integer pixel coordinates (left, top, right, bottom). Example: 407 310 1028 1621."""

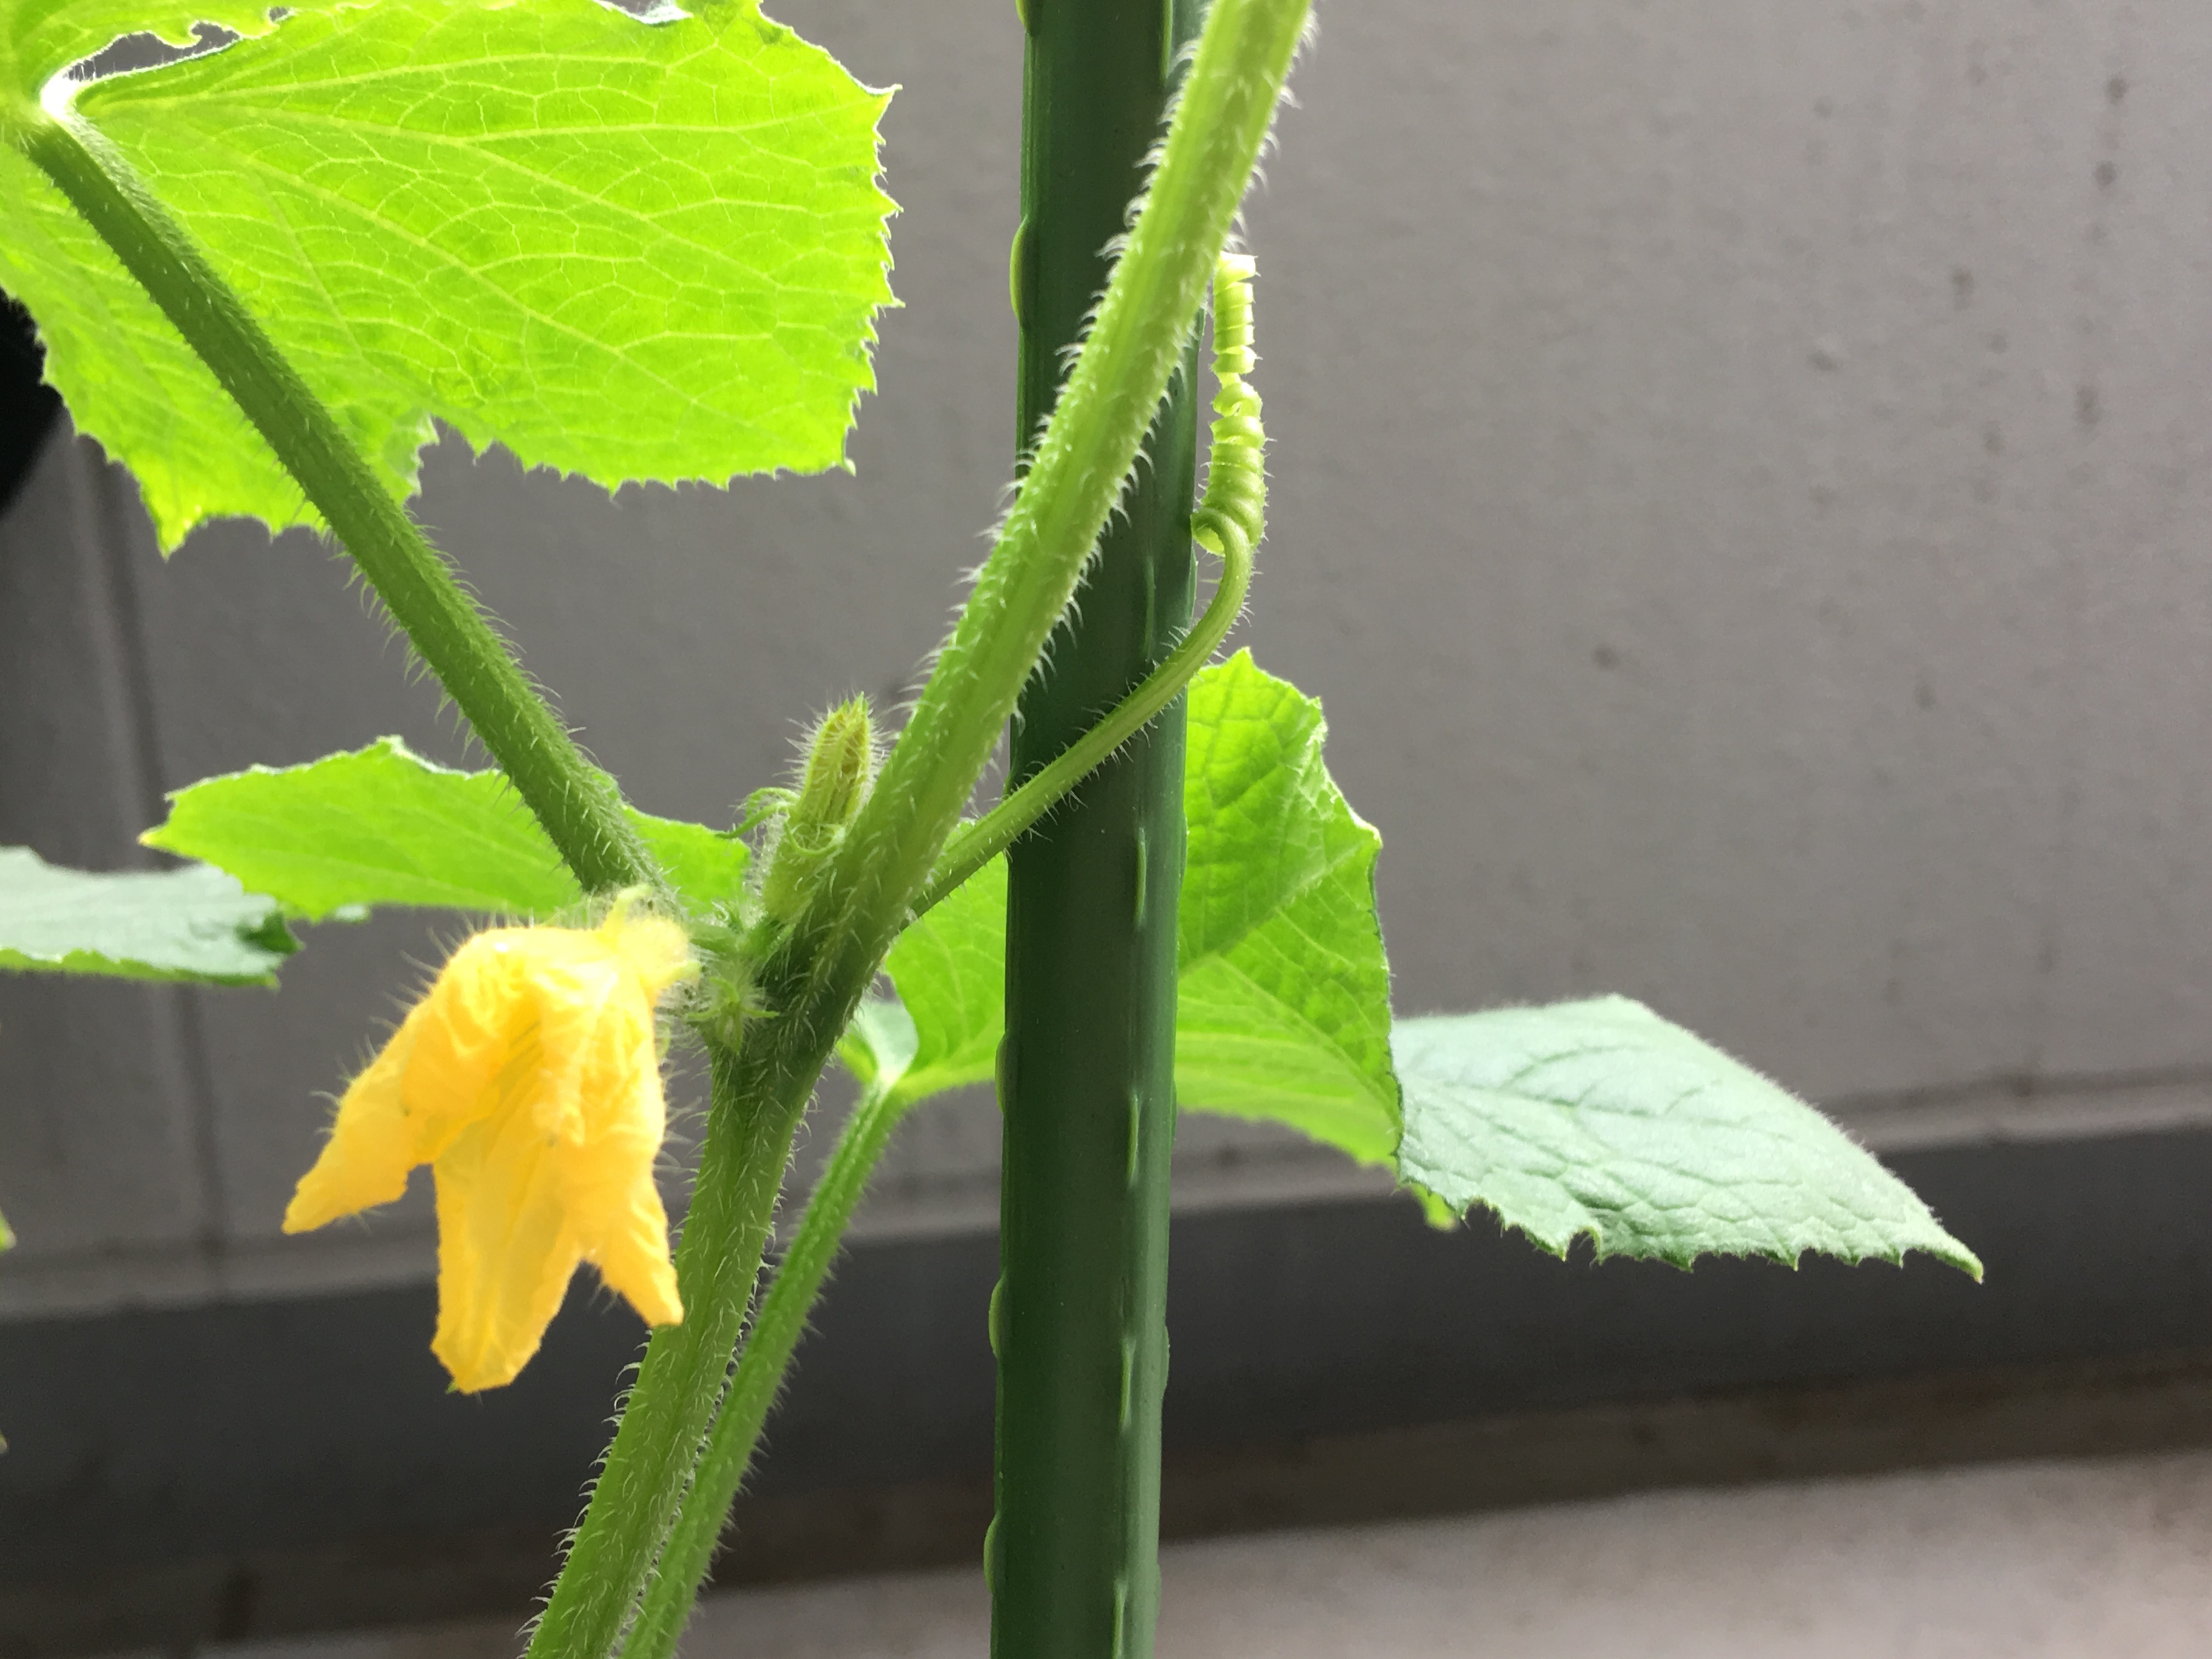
13 108 664 902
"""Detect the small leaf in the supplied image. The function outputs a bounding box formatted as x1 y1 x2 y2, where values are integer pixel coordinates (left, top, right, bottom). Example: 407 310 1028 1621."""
879 856 1005 1109
1393 997 1982 1275
837 996 917 1098
0 844 291 984
2 0 896 548
871 656 1398 1174
144 738 745 921
1173 652 1398 1167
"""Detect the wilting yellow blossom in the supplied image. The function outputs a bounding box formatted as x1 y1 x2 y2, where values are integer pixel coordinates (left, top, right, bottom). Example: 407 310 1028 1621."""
285 905 696 1391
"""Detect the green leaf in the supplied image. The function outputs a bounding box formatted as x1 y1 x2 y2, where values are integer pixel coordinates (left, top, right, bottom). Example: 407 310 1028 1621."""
0 844 292 984
837 995 918 1099
634 814 750 922
1172 651 1398 1166
144 737 746 921
2 0 895 549
877 855 1005 1109
1393 997 1982 1275
869 654 1397 1174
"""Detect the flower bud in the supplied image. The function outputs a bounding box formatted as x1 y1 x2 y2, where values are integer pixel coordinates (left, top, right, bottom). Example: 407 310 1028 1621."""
759 697 876 924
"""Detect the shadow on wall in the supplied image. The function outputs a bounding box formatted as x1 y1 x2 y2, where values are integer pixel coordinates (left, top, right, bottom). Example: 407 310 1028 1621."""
1 300 60 512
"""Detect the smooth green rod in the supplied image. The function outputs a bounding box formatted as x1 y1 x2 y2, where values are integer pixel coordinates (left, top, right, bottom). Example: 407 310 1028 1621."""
17 110 662 901
992 0 1203 1654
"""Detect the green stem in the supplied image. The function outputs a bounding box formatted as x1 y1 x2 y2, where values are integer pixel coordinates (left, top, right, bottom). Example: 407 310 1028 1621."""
541 7 1309 1644
823 0 1315 985
916 520 1249 918
918 252 1268 918
619 255 1274 1655
622 1064 910 1659
592 13 1308 1651
16 110 662 900
527 1025 818 1659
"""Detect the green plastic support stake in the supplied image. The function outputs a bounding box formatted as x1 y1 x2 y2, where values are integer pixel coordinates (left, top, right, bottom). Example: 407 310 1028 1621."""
993 2 1201 1656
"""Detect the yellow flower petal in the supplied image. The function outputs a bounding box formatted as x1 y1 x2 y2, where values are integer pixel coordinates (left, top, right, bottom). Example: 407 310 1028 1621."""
285 906 696 1391
431 1101 585 1391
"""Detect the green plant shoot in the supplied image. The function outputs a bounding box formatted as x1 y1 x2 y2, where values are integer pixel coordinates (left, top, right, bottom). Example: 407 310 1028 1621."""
0 0 1978 1654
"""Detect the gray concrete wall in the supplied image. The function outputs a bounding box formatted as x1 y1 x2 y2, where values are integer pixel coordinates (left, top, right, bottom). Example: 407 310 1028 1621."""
7 0 2212 1317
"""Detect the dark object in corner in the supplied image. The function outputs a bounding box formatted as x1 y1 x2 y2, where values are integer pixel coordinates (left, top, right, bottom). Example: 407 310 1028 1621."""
1 293 63 516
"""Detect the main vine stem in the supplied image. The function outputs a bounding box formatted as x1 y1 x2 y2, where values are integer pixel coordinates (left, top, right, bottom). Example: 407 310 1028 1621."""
995 3 1200 1656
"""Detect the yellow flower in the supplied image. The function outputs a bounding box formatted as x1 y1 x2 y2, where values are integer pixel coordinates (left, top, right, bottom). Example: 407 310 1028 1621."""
285 905 697 1391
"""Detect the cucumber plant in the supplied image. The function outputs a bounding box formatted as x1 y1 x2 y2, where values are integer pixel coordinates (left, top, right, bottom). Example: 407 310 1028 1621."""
0 2 1978 1657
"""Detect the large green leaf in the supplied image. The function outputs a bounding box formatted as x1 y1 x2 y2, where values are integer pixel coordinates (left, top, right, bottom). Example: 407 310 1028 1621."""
3 0 335 91
144 737 747 921
1393 998 1982 1273
1172 651 1398 1166
0 844 292 984
1 0 895 549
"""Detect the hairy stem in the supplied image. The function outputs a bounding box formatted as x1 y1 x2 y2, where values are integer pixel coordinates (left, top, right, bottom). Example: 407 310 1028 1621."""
916 523 1248 918
527 1023 819 1659
543 8 1311 1647
531 4 1310 1645
822 0 1315 985
917 252 1269 917
612 254 1274 1654
16 110 662 899
622 1064 910 1659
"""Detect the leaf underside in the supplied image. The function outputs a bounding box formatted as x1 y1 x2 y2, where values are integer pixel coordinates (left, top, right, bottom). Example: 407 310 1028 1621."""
0 0 896 549
1393 998 1982 1276
143 736 747 921
0 844 291 983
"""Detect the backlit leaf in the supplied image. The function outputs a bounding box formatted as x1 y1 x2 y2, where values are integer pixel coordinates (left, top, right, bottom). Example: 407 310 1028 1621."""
1172 651 1398 1166
1 0 895 548
144 737 746 921
867 655 1398 1172
876 855 1005 1110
